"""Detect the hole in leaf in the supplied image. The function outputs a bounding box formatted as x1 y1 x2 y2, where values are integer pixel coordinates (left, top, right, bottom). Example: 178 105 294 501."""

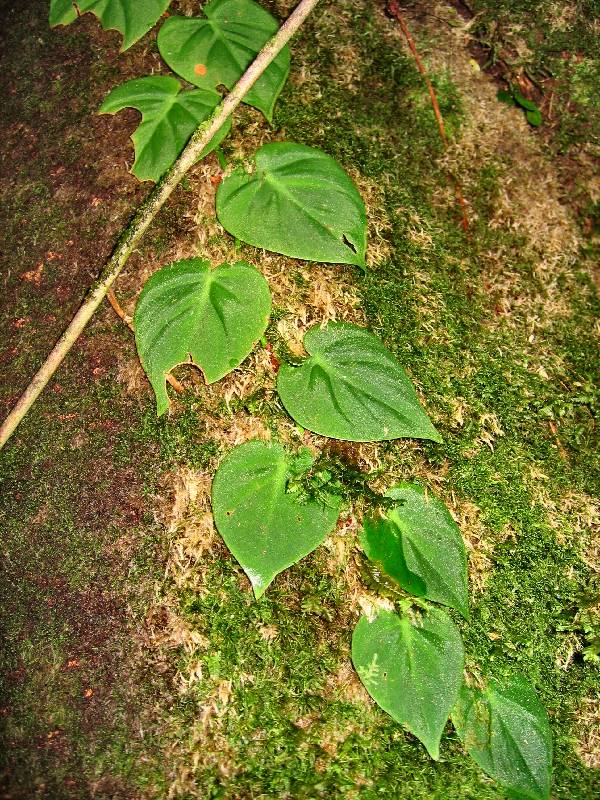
342 234 357 254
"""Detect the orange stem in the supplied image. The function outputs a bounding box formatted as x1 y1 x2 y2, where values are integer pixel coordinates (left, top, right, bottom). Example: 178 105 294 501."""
166 373 185 395
107 289 184 395
107 289 133 330
388 1 469 231
549 421 569 462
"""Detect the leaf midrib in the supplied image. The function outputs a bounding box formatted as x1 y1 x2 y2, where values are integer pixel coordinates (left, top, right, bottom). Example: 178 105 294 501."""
197 16 273 78
262 172 355 251
306 355 421 426
256 456 288 564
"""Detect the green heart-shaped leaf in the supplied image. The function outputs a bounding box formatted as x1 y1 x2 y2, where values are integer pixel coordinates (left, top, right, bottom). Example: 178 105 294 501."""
352 607 464 759
361 484 468 618
99 76 230 182
216 142 367 267
157 0 290 121
513 90 539 113
276 322 441 442
50 0 171 50
212 441 341 598
526 108 542 127
49 0 77 26
134 258 271 415
452 676 553 800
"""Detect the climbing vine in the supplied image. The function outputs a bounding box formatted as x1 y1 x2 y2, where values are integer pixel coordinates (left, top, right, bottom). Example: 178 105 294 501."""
36 2 556 797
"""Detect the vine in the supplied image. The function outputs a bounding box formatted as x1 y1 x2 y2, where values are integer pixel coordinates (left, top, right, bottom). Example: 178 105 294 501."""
5 2 555 798
0 0 319 447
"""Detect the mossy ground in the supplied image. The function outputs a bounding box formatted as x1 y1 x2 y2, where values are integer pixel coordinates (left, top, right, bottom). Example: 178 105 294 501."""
0 1 598 798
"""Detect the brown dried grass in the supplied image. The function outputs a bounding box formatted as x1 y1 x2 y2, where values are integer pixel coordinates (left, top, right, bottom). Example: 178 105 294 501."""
380 2 590 342
575 694 600 769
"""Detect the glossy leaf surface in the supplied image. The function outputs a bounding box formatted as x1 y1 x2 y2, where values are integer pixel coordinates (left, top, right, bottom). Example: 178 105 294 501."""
50 0 171 50
277 323 441 442
99 76 230 182
216 143 367 267
49 0 77 26
513 90 539 113
157 0 290 120
211 441 341 598
361 484 468 617
134 259 271 415
352 607 464 759
453 676 553 800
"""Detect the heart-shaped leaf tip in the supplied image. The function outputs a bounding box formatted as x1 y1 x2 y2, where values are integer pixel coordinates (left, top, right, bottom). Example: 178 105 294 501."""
99 76 230 182
352 607 464 759
217 143 367 267
157 0 290 121
211 440 341 598
277 322 441 442
50 0 171 50
361 484 468 618
452 675 553 800
134 259 271 415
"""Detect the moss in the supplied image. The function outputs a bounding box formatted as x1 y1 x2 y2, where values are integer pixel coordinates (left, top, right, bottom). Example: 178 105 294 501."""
2 0 599 797
0 358 168 795
174 3 598 797
161 556 501 799
116 393 220 473
467 0 600 194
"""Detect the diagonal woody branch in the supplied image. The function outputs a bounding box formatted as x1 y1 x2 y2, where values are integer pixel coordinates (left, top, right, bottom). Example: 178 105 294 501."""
0 0 321 448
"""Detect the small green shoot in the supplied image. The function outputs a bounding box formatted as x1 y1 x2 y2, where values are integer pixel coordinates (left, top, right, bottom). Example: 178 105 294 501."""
497 86 543 126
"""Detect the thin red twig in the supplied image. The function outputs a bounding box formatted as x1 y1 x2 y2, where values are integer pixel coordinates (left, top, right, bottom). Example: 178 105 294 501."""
388 0 469 231
107 288 134 330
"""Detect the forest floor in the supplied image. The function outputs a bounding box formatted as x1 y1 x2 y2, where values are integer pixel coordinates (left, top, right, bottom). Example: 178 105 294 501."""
0 1 598 798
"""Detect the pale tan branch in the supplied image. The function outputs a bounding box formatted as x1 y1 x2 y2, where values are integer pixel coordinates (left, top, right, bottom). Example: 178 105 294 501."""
1 0 320 448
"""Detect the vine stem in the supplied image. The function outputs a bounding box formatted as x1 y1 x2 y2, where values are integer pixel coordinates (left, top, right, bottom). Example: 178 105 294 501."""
0 0 321 448
107 288 184 393
388 0 469 231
